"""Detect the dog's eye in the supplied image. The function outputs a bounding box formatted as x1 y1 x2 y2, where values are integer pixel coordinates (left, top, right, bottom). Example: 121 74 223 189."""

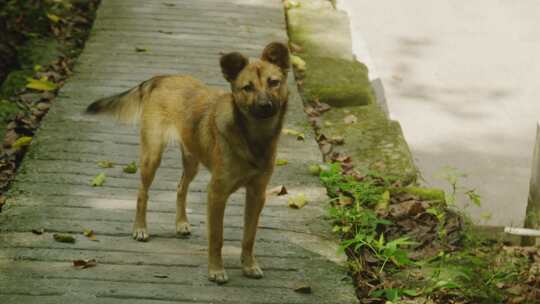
268 79 280 88
242 83 255 92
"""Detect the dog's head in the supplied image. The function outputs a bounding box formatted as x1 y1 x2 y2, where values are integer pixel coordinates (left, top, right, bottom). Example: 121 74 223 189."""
220 42 290 120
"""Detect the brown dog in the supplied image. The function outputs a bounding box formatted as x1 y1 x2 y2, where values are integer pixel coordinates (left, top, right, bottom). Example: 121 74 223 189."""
85 42 290 284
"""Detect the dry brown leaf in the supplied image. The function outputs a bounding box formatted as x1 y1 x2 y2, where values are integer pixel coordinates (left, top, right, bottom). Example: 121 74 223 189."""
293 284 312 294
73 259 97 269
31 228 44 235
343 114 358 124
268 185 288 196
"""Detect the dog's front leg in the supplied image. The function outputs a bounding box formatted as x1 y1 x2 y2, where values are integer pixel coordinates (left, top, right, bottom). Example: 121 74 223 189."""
207 179 231 284
242 176 269 279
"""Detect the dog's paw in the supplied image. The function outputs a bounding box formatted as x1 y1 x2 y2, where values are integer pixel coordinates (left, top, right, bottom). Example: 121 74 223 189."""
132 228 149 242
176 221 191 237
208 269 229 285
243 264 264 279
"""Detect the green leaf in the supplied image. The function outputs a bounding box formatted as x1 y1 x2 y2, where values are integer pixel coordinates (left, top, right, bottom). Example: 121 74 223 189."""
97 160 114 168
384 288 400 301
402 289 420 297
91 173 106 187
53 233 75 243
123 161 138 174
276 159 288 166
12 136 32 148
26 77 58 91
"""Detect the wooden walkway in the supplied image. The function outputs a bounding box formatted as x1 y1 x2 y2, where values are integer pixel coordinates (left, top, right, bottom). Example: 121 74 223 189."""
0 0 356 303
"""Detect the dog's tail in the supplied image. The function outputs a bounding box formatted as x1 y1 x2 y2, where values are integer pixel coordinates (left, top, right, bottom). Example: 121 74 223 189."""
85 77 158 124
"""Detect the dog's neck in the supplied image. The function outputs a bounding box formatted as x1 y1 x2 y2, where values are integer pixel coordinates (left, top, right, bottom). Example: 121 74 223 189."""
232 97 286 163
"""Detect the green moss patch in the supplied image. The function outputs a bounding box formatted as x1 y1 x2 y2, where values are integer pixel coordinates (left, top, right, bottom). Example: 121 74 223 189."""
301 55 375 107
286 0 375 107
320 105 417 184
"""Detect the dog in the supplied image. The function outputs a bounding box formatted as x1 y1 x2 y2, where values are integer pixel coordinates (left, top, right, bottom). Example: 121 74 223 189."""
85 42 290 284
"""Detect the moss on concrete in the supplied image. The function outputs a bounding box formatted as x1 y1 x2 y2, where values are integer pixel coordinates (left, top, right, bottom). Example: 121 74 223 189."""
320 105 417 184
287 2 375 107
286 0 417 183
390 186 446 202
301 55 375 107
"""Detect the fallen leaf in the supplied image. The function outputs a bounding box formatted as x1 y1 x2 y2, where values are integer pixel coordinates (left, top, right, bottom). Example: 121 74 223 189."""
308 164 321 176
97 160 114 168
268 185 288 196
285 0 301 9
73 259 97 269
31 228 44 235
123 161 137 174
329 136 344 145
343 114 358 124
12 136 32 149
53 233 75 243
154 274 169 278
276 159 288 166
290 55 306 72
135 47 148 52
26 77 58 91
316 102 331 113
293 284 312 294
289 42 303 53
337 196 353 207
288 193 307 209
282 128 305 140
83 229 98 241
163 2 175 6
91 173 106 187
47 13 61 23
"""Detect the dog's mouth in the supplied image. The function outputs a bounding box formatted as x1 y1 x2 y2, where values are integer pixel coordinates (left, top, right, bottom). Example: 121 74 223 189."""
250 102 278 119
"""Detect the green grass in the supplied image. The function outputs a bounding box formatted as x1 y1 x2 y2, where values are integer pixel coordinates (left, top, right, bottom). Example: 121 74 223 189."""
319 163 538 303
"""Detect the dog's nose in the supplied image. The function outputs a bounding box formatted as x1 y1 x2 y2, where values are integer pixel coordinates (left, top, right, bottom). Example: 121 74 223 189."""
252 101 275 118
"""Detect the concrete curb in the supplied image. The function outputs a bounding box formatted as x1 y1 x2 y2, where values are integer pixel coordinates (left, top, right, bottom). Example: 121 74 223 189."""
285 0 417 183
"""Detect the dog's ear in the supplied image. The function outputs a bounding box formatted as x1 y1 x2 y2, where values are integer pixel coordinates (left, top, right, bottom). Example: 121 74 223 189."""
261 42 290 72
220 52 249 82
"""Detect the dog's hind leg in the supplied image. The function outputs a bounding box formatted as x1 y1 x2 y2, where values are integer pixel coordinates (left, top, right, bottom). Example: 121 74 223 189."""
133 122 166 242
176 147 199 237
241 175 269 279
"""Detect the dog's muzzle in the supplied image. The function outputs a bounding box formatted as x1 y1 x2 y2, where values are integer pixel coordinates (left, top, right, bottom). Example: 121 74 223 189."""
251 99 278 119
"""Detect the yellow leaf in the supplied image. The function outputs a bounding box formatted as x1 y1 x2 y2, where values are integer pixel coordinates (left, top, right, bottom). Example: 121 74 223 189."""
276 159 288 166
47 13 60 23
291 55 306 72
12 136 32 148
26 78 57 91
282 128 305 140
288 193 307 209
91 173 106 187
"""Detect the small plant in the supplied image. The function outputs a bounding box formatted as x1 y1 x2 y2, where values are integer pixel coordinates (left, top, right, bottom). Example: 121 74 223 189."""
318 163 539 303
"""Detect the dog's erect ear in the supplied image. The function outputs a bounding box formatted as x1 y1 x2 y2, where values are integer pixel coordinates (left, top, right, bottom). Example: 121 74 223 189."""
261 42 290 72
220 52 249 82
